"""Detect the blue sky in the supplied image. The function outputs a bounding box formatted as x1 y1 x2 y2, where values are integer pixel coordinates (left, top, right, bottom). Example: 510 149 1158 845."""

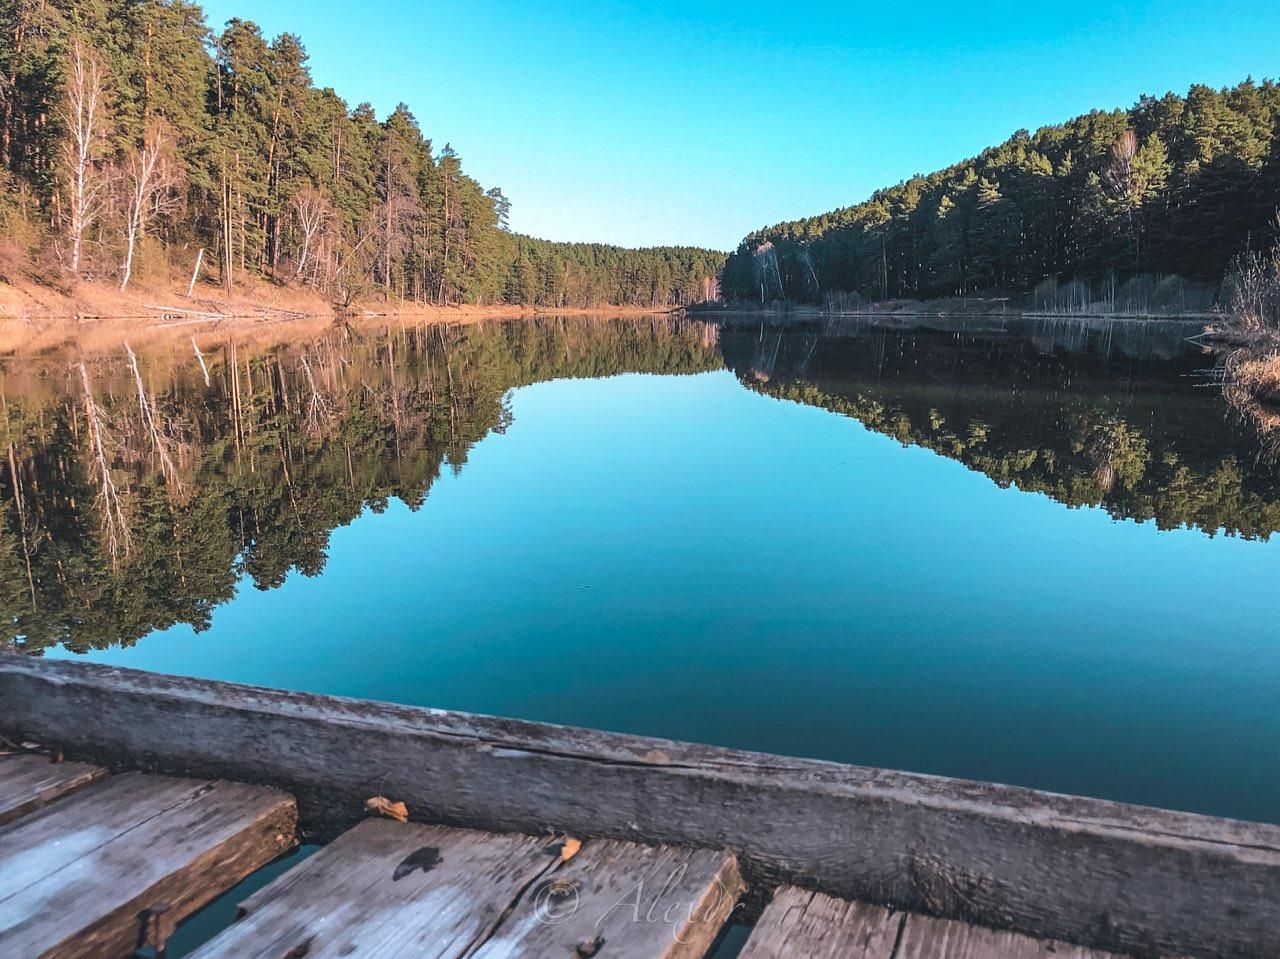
200 0 1279 250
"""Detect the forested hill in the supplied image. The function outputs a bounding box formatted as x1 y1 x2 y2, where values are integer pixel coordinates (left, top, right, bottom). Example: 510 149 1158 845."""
0 2 723 308
508 237 723 308
721 79 1280 309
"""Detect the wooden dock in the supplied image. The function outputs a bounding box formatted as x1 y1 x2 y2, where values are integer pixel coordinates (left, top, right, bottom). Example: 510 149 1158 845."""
2 656 1278 958
0 758 295 958
0 754 1132 958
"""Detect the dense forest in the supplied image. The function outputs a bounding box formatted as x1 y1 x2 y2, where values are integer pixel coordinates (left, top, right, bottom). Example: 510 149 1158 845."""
721 79 1280 311
0 1 723 307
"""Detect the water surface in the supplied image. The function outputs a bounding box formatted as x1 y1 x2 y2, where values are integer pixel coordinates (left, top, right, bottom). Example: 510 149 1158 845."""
6 314 1278 824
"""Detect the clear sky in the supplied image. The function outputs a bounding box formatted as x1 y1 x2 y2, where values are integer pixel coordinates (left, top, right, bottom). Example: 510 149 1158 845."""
199 0 1279 251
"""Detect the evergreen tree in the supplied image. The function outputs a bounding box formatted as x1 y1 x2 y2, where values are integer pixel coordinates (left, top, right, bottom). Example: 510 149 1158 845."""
721 78 1280 305
0 0 722 306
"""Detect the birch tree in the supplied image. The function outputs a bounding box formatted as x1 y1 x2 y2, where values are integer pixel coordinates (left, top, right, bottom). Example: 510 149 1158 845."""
1103 130 1170 271
289 184 332 284
119 124 180 291
61 39 109 276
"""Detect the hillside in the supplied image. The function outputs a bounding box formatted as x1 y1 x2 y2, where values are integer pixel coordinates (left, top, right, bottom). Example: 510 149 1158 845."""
720 79 1280 311
0 2 722 311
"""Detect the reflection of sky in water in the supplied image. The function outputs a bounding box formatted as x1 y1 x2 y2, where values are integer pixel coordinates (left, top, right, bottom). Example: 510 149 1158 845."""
59 366 1280 826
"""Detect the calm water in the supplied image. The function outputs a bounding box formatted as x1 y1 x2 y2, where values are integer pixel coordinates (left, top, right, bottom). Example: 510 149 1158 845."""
7 314 1280 824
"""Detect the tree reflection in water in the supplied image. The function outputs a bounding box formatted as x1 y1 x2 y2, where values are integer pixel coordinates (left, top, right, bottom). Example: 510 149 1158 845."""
2 314 1275 654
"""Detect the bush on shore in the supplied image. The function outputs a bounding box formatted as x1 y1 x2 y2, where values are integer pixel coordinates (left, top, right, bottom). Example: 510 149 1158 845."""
1224 246 1280 333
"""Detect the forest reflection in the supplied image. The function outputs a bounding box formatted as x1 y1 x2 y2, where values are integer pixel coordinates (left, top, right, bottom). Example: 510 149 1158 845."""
2 314 1277 654
721 316 1280 539
1 317 721 652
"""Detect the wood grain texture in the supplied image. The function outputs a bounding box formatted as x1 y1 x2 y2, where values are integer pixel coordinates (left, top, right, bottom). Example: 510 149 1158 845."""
198 821 740 959
469 840 743 959
895 912 1133 958
3 656 1278 959
741 887 1134 959
738 887 903 958
0 754 106 826
0 772 296 959
191 819 556 959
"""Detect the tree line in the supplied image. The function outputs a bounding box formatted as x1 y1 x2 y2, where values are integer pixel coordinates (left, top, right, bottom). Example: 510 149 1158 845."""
0 1 723 307
720 79 1280 308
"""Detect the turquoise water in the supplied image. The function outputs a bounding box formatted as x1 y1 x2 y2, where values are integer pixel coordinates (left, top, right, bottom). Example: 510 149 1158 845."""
31 316 1280 825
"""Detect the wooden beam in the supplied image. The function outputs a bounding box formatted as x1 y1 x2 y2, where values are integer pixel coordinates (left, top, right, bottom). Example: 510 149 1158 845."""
195 821 556 958
895 913 1131 959
0 754 106 826
0 771 296 959
467 840 743 958
2 656 1278 959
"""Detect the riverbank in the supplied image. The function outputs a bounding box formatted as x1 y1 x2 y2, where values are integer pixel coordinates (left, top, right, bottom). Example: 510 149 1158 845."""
691 296 1219 322
0 274 681 354
1201 311 1280 423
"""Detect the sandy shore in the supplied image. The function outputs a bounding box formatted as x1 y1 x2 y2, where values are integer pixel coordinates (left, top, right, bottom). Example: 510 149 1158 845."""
0 275 680 355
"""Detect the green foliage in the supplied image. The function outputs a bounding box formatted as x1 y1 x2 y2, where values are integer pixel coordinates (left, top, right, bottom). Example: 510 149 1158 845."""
0 1 722 304
502 236 725 308
721 79 1280 305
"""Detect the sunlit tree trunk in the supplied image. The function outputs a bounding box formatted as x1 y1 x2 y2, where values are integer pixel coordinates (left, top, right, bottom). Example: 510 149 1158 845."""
290 186 332 284
62 40 109 276
120 126 178 291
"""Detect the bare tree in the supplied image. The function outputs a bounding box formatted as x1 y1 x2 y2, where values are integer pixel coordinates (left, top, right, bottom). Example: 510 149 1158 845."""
1227 241 1280 332
119 124 181 291
77 362 131 564
62 39 110 276
289 185 333 284
1104 131 1139 195
124 342 182 491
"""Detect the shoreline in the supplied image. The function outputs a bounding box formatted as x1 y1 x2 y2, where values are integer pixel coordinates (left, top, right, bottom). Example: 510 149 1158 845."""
692 304 1218 323
0 276 687 355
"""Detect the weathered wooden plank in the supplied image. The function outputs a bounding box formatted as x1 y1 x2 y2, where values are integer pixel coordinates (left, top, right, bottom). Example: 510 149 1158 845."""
0 754 107 826
0 772 296 959
895 912 1134 958
469 840 743 958
741 887 1133 958
738 887 902 958
2 656 1279 959
196 821 741 959
191 819 555 958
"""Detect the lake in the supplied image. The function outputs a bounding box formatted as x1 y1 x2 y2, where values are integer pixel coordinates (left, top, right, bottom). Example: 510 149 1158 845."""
6 313 1280 825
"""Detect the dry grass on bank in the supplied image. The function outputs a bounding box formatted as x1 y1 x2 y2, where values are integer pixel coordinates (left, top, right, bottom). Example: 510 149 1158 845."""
1207 244 1280 422
0 272 677 356
1227 352 1280 406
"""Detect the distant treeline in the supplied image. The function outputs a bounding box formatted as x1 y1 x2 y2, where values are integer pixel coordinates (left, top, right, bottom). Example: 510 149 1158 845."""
506 237 723 309
0 1 723 306
721 80 1280 309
